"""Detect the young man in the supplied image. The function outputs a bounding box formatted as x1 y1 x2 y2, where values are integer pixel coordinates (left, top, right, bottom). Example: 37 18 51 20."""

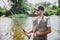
25 6 51 40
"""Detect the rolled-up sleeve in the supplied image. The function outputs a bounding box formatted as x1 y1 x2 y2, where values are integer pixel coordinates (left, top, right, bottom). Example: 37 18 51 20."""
47 18 51 27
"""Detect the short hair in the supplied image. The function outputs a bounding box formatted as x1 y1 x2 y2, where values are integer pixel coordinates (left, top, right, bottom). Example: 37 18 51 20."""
37 6 44 11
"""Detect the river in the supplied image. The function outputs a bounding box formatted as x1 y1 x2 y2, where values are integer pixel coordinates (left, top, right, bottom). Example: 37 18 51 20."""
0 15 60 40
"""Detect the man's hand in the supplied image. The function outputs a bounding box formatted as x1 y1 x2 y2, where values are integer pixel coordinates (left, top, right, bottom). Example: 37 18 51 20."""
34 32 43 37
24 32 31 39
24 30 33 36
25 32 29 36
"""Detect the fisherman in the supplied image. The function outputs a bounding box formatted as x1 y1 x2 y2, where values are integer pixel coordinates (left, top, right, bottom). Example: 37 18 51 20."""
25 6 51 40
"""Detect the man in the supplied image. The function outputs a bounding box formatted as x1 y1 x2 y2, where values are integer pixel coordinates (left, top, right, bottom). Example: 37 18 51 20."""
25 6 51 40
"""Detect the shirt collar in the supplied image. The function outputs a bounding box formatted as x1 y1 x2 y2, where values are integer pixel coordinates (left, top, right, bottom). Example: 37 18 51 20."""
37 15 44 18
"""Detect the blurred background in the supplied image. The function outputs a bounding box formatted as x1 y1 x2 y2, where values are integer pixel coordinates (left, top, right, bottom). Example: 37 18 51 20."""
0 0 60 40
0 0 60 16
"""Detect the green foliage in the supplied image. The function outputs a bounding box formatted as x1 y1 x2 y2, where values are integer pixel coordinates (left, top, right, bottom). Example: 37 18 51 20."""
14 14 28 18
45 7 59 16
0 8 6 13
58 0 60 7
0 7 6 16
56 9 60 16
35 1 60 16
11 0 29 14
8 14 28 18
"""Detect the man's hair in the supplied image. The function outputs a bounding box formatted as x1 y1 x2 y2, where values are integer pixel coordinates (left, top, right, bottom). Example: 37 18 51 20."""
37 6 44 11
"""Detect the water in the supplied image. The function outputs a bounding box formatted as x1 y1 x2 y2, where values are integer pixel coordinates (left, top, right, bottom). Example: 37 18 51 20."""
47 15 60 40
0 17 13 40
0 15 60 40
23 15 60 40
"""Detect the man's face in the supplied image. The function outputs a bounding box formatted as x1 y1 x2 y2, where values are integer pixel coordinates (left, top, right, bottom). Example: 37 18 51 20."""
36 10 44 16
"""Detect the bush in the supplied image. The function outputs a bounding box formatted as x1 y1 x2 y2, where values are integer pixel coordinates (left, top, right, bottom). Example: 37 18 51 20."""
56 10 60 16
14 14 28 18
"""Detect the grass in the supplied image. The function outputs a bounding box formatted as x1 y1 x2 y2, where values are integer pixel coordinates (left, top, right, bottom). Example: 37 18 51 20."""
8 14 28 18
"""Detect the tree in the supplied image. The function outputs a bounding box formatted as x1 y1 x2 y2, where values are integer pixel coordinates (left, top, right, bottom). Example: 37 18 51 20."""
35 2 51 8
56 0 60 16
58 0 60 7
11 0 29 14
0 7 6 16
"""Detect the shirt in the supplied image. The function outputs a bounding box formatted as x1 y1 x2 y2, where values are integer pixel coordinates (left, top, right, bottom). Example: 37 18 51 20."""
37 16 51 27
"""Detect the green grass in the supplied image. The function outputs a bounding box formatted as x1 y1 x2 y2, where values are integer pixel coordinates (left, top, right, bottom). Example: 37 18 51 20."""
14 14 28 18
8 14 28 18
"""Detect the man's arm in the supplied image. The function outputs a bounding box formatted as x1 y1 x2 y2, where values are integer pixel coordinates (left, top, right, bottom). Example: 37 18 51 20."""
42 27 51 35
28 30 33 34
42 17 51 35
34 27 51 37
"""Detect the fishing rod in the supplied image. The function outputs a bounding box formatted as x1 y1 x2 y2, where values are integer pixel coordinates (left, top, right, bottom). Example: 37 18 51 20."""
2 0 31 39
